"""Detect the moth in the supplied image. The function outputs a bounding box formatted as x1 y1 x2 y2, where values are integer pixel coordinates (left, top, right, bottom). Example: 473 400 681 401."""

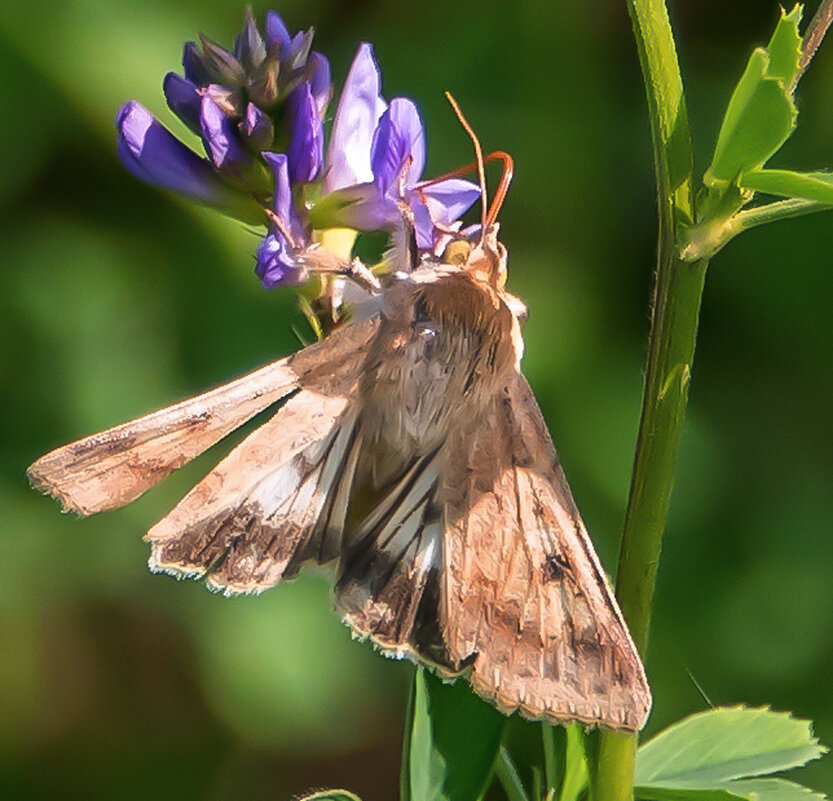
27 115 651 732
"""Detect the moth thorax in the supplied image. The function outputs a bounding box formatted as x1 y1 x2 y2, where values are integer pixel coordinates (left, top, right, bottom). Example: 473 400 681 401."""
359 277 516 482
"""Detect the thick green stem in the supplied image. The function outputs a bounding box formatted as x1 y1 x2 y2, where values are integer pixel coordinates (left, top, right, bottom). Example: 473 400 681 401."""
591 0 703 799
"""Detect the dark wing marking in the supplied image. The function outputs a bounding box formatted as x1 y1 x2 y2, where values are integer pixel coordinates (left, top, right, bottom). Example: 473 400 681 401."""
441 373 651 731
334 449 451 666
26 318 378 516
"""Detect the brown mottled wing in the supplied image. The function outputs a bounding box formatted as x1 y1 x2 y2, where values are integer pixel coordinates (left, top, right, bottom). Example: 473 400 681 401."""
143 319 381 594
27 319 378 516
146 387 360 594
441 373 651 731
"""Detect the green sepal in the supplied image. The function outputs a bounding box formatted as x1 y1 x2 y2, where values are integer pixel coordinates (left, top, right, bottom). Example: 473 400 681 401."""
307 189 363 230
741 169 833 204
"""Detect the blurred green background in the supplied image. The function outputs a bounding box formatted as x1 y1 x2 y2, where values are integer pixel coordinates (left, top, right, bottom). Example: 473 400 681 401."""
2 0 832 798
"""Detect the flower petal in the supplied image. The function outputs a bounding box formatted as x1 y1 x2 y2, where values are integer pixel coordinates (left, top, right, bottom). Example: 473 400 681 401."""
370 97 425 194
239 102 274 152
315 183 399 230
116 101 259 221
182 41 211 85
162 72 201 133
409 195 436 250
325 43 387 192
255 233 301 288
419 178 481 227
265 10 291 53
262 151 292 223
200 94 250 171
286 82 323 185
307 52 332 115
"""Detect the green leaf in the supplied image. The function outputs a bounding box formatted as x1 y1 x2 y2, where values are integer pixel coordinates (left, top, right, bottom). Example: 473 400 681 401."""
297 792 363 801
637 778 828 801
705 49 796 185
740 169 833 204
559 723 589 801
402 669 506 801
705 6 802 186
766 5 803 85
635 707 826 788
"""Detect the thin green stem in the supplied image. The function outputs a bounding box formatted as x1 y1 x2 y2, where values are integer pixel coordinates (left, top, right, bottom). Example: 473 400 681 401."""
734 196 833 231
679 197 833 261
592 0 703 799
494 747 531 801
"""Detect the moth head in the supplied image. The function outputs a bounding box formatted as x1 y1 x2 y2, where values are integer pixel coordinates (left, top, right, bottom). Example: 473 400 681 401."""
440 93 513 291
462 224 508 288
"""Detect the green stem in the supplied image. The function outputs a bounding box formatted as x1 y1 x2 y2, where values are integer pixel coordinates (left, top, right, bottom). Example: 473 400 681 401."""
592 0 703 799
679 198 833 262
733 197 833 233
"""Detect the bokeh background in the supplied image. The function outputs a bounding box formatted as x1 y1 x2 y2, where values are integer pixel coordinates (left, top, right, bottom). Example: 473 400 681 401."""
2 0 832 798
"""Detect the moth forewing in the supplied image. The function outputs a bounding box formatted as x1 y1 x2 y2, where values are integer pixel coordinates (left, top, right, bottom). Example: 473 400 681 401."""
26 317 379 516
441 371 650 731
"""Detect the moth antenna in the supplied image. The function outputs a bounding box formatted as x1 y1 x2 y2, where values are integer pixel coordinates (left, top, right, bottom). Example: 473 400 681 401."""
484 151 514 229
444 92 488 235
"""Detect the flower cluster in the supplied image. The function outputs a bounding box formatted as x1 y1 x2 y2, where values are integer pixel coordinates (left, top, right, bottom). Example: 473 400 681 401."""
117 8 480 289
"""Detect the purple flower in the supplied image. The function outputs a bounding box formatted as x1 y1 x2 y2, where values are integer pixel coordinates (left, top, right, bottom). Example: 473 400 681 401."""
162 72 201 133
118 8 482 295
256 233 299 288
255 152 305 288
371 98 425 193
117 101 261 222
324 97 480 250
240 103 275 152
324 43 387 192
117 9 332 226
286 82 324 185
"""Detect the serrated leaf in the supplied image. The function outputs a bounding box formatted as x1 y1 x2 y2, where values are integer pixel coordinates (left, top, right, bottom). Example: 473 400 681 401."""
766 5 803 85
298 792 363 801
635 707 826 787
402 669 505 801
740 169 833 204
636 778 827 801
705 48 797 185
